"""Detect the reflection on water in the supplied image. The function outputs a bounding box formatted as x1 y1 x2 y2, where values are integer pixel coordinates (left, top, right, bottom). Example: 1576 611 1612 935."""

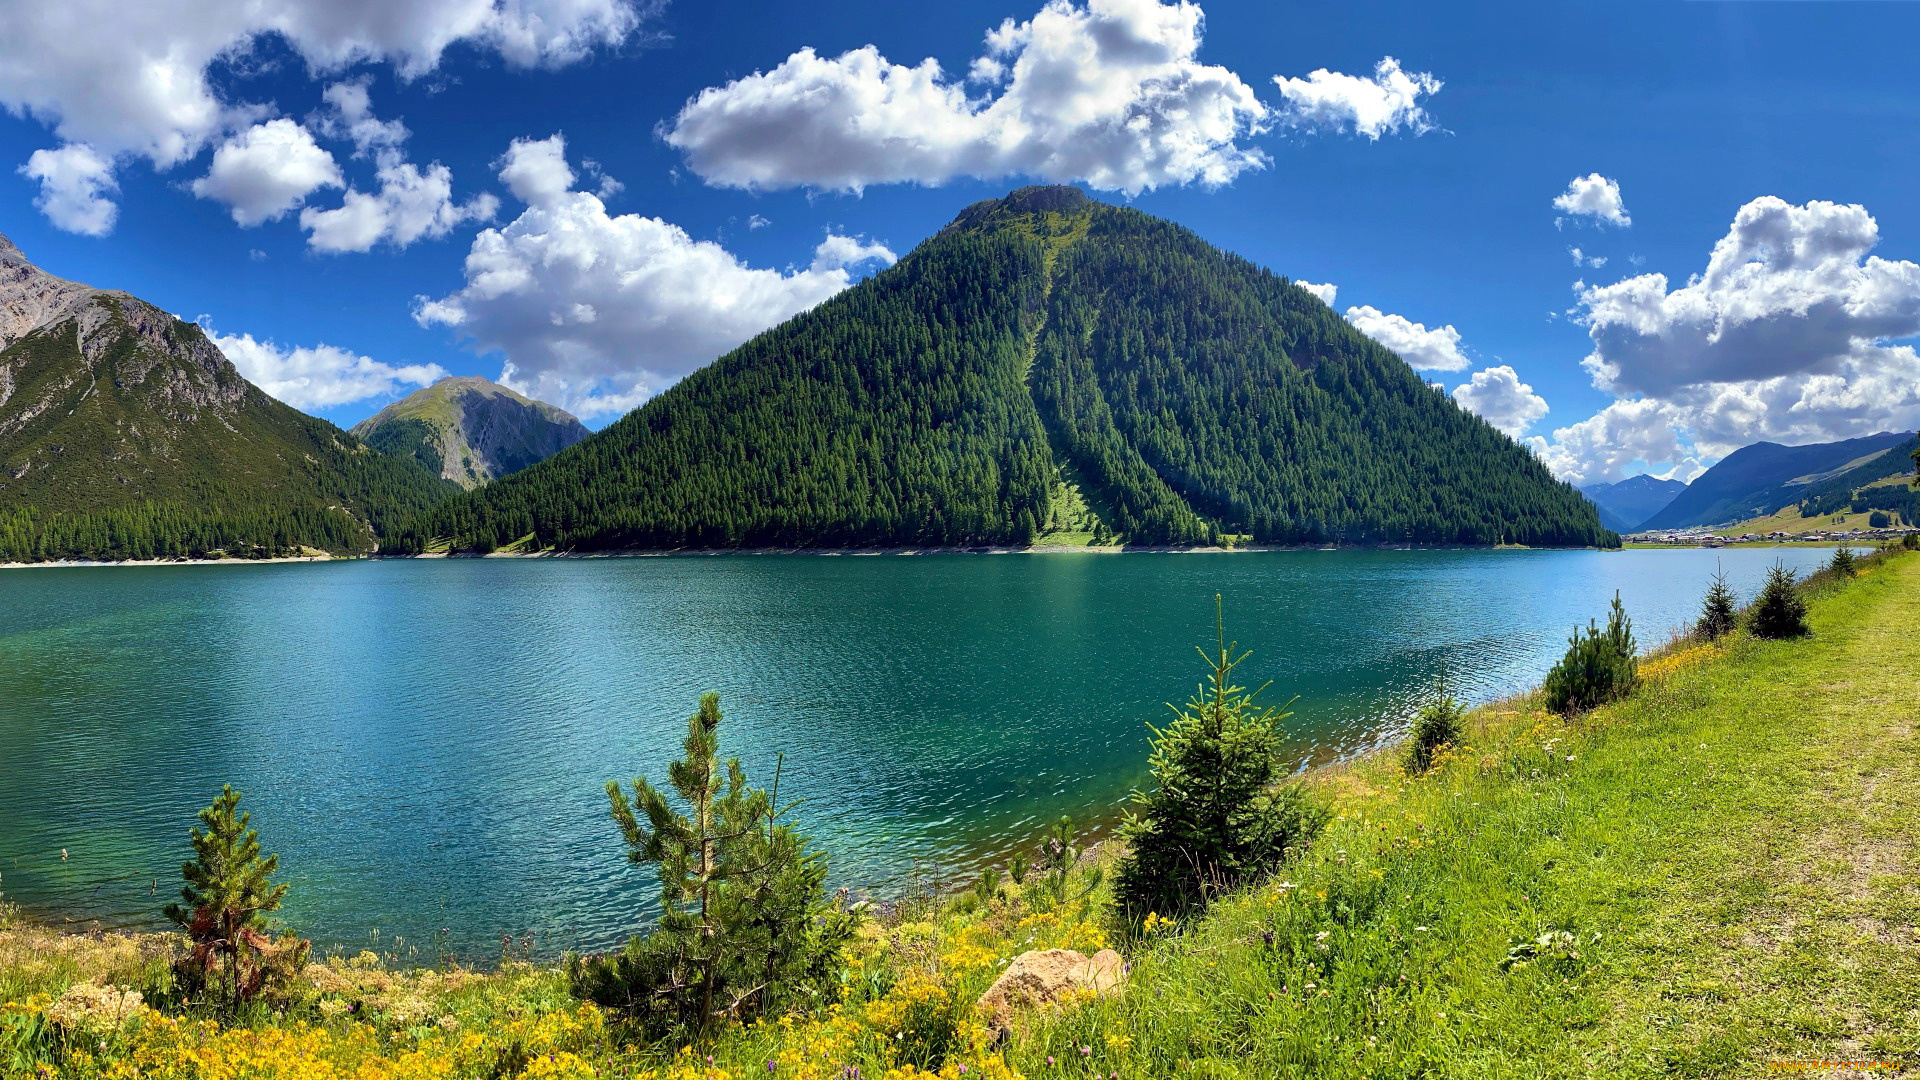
0 546 1839 957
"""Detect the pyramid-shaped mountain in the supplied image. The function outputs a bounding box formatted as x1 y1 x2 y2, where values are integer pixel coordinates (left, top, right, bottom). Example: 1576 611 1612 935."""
407 187 1612 553
353 375 589 490
0 234 455 561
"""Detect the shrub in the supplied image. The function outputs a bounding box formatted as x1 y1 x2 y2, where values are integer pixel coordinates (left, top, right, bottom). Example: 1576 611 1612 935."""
569 693 855 1037
1006 850 1032 886
970 866 1003 907
1403 693 1465 775
1541 592 1638 716
1696 567 1739 641
1114 597 1328 921
1030 816 1103 912
1829 546 1858 578
1748 562 1810 639
1905 532 1920 551
163 785 307 1012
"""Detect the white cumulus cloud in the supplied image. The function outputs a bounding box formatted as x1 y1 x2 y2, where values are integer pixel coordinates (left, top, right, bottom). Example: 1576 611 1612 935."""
1295 280 1338 306
296 83 497 252
1343 304 1469 371
18 144 118 236
1553 173 1630 228
1532 195 1920 484
315 79 409 156
301 160 498 252
1526 399 1692 487
1451 365 1548 438
1270 56 1441 139
191 119 343 225
0 0 646 232
662 0 1270 196
415 134 899 421
209 328 445 411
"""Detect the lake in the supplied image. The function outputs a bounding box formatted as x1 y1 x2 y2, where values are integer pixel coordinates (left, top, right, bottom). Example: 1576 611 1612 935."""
0 546 1840 960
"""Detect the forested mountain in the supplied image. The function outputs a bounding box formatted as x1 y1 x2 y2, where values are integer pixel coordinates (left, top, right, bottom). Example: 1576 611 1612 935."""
404 187 1612 553
1580 474 1687 533
0 233 457 562
352 376 589 490
1640 432 1913 530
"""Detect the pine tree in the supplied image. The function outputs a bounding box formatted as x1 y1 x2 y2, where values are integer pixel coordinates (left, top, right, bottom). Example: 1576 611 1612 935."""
570 693 854 1035
1749 562 1810 639
1829 546 1858 578
1697 566 1739 641
1113 597 1327 921
162 786 302 1011
1542 592 1639 716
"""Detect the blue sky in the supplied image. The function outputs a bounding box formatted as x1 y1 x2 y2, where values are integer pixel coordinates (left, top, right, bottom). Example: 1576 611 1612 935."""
3 0 1919 484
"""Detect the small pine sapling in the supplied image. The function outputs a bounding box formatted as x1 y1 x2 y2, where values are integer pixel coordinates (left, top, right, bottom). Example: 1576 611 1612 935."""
1542 592 1639 716
569 693 855 1036
163 786 307 1012
1829 546 1858 578
1748 562 1810 639
1114 596 1328 922
1696 566 1739 641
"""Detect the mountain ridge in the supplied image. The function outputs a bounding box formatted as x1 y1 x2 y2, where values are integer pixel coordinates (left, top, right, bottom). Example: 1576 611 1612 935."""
400 186 1614 554
1640 431 1913 531
1580 474 1688 533
0 234 457 561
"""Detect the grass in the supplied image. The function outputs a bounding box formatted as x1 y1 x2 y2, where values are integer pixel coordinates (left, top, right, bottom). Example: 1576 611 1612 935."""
1003 549 1919 1077
4 551 1917 1078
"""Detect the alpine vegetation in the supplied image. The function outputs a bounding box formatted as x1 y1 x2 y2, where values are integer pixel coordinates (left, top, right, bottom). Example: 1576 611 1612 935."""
1403 692 1467 775
568 693 855 1037
1829 546 1858 579
1114 598 1328 922
162 786 307 1012
1696 566 1740 641
1542 592 1639 716
1749 562 1811 639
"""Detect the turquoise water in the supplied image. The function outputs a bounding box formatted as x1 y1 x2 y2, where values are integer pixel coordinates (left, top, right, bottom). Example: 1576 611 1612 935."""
0 547 1838 959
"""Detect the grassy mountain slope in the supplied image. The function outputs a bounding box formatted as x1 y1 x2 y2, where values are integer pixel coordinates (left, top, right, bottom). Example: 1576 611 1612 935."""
1791 432 1919 522
407 187 1612 552
0 235 457 561
1580 474 1687 533
1640 431 1911 531
352 376 590 489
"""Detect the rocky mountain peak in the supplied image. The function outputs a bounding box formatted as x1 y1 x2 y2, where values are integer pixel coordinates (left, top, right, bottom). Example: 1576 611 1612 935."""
351 375 589 488
0 234 100 352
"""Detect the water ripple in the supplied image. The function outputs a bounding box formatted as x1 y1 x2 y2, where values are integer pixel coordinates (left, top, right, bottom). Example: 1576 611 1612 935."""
0 547 1838 958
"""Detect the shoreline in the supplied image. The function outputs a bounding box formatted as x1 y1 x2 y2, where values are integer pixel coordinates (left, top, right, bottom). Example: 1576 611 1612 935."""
0 541 1851 568
0 553 341 570
401 540 1587 560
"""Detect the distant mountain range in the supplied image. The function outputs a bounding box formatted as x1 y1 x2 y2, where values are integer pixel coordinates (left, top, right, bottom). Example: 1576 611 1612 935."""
0 233 456 561
1580 474 1689 533
401 186 1614 554
1640 431 1914 531
352 376 589 490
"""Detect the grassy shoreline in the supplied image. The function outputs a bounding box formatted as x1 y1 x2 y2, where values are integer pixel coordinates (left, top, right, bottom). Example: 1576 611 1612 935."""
5 550 1915 1077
